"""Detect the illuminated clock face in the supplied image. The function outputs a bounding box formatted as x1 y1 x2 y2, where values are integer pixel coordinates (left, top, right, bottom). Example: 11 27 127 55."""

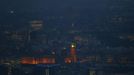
71 42 76 48
71 44 75 48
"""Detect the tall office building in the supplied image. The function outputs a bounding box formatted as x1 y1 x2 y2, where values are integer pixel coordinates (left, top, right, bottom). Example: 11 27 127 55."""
27 20 48 56
28 20 44 41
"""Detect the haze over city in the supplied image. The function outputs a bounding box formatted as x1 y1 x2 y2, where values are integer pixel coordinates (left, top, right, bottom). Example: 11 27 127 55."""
0 0 134 75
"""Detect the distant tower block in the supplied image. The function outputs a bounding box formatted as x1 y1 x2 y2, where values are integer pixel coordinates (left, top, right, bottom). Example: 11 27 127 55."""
70 42 77 63
89 68 96 75
30 20 43 30
45 68 50 75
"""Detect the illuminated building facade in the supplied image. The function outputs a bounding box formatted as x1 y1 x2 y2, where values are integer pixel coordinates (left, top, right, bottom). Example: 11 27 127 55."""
21 57 56 65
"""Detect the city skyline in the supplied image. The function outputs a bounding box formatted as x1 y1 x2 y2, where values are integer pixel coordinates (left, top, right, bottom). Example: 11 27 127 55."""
0 0 134 75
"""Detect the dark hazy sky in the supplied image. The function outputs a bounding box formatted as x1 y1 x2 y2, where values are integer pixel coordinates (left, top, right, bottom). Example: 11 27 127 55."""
0 0 107 13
